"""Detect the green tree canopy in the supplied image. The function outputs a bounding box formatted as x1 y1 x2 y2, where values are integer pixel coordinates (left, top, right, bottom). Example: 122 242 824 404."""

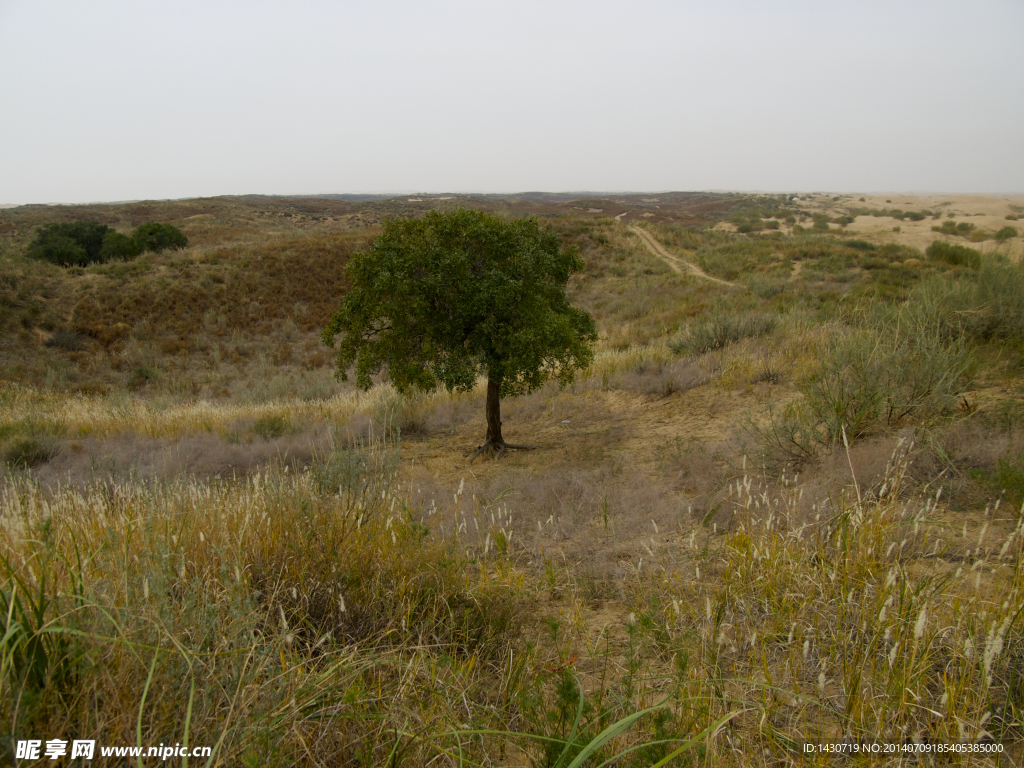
322 208 597 457
99 231 141 262
133 222 188 253
28 222 112 265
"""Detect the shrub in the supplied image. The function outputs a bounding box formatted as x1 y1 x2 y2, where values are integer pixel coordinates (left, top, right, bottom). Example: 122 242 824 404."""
805 331 970 440
28 222 112 266
310 437 400 500
843 239 877 252
752 329 971 465
44 329 83 351
926 240 981 269
995 226 1019 243
133 222 188 253
668 312 775 355
931 221 976 237
907 258 1024 342
976 453 1024 508
253 414 290 440
98 231 141 261
3 436 59 468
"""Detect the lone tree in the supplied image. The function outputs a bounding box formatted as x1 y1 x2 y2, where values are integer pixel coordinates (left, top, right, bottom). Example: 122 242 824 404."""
322 208 597 459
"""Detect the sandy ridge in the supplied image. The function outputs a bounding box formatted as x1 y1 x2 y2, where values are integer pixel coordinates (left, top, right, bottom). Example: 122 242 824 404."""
628 225 735 286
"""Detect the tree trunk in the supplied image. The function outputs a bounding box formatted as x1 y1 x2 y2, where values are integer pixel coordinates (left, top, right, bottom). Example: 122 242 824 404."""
485 375 503 446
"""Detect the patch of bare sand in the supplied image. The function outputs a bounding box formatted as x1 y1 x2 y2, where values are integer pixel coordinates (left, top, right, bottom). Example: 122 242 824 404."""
797 193 1024 259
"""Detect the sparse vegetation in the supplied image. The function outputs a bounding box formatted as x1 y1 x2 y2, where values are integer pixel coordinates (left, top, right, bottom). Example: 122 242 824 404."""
2 192 1023 764
669 312 775 355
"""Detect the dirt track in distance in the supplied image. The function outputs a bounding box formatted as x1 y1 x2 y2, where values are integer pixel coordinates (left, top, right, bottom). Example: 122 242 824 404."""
628 225 736 286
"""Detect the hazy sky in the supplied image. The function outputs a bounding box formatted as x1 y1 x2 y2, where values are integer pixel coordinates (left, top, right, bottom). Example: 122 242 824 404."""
1 0 1022 203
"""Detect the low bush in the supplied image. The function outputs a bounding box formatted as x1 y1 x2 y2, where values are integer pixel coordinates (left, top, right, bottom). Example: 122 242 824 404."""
751 328 970 465
253 414 290 440
926 240 981 269
2 435 60 468
995 225 1019 243
972 452 1024 509
43 329 83 351
669 312 775 355
843 239 876 252
932 220 975 237
908 257 1024 342
803 330 970 440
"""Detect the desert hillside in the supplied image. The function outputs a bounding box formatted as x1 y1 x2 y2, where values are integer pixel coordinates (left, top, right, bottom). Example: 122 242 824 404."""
1 192 1022 765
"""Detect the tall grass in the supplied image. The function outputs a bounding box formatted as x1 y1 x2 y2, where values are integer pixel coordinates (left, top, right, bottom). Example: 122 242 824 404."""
638 451 1024 748
1 436 734 765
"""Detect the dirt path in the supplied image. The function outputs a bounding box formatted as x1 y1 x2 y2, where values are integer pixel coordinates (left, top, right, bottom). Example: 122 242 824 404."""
628 225 736 286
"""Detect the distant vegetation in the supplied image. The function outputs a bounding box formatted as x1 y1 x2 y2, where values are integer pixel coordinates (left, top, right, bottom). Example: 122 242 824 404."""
27 220 187 266
932 219 977 238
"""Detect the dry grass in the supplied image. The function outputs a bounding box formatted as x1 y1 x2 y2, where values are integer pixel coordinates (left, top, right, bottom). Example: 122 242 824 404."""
3 195 1024 765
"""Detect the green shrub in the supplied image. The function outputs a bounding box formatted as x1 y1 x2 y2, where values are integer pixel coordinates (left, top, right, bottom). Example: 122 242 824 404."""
253 414 290 440
751 329 971 465
669 312 775 355
44 330 83 351
806 331 969 440
907 258 1024 342
133 222 188 253
926 240 981 269
98 231 141 261
843 239 877 252
309 436 399 501
973 453 1024 508
995 226 1018 243
28 222 112 266
931 221 976 237
745 274 787 299
2 435 60 468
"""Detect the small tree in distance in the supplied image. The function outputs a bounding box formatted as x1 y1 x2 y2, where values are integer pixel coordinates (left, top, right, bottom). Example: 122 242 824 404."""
322 208 597 460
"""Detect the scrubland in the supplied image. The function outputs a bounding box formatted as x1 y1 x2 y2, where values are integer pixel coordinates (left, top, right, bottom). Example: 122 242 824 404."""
2 193 1024 765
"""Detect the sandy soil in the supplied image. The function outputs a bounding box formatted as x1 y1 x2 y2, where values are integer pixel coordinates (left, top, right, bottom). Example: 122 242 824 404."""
803 193 1024 260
